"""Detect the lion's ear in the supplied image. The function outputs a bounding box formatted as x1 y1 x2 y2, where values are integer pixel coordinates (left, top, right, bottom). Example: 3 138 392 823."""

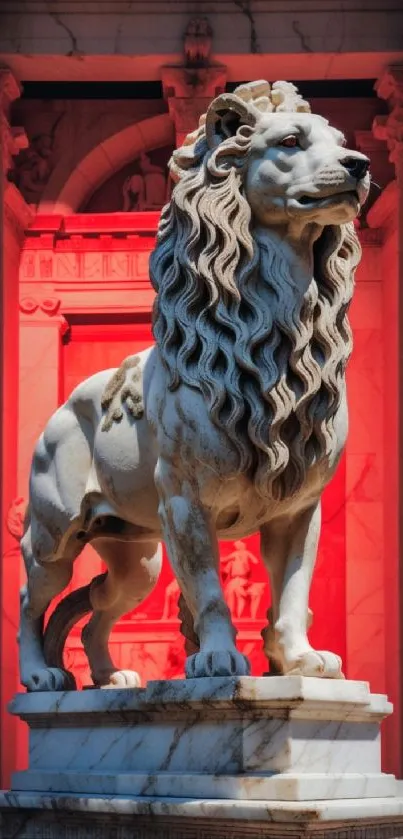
205 93 259 148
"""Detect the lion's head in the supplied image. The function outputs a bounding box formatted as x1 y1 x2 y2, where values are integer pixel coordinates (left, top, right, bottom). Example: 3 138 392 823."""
150 81 369 500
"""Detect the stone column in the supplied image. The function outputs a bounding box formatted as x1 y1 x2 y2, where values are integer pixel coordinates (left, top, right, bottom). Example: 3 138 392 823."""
161 17 227 146
0 68 31 786
18 303 68 499
372 65 403 778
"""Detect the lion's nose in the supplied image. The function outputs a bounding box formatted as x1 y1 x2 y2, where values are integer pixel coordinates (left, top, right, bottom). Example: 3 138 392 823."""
341 156 370 180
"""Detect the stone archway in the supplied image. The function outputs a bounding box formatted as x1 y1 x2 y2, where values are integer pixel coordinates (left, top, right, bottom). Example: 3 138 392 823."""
38 113 175 215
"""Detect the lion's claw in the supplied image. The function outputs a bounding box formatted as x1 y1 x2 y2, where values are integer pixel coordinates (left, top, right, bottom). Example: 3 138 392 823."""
99 669 141 689
24 666 76 692
186 649 250 678
286 649 344 679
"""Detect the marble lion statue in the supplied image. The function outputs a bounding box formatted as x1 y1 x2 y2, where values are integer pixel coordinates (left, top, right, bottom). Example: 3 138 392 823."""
19 80 370 691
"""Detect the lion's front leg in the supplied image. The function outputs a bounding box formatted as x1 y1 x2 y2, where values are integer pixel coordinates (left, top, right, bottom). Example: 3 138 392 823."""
155 458 249 678
261 503 344 679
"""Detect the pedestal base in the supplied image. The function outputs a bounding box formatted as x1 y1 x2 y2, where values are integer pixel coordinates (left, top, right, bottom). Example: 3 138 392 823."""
1 676 401 838
2 792 403 839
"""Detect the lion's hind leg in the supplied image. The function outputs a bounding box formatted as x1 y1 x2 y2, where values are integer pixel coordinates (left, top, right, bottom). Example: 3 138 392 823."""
19 522 75 691
81 538 162 688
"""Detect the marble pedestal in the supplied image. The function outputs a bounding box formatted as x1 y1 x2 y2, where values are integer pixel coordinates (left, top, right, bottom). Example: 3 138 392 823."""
1 676 403 838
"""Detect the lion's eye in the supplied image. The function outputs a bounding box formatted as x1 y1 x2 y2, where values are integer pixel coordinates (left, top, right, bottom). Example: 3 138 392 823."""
279 135 300 148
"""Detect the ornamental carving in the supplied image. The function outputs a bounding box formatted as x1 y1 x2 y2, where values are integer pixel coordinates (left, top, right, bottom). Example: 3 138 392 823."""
19 297 61 316
184 17 213 67
10 113 64 203
373 66 403 167
122 152 169 212
0 69 27 177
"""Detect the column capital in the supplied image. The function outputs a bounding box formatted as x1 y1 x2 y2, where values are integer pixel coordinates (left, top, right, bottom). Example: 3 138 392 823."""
373 65 403 168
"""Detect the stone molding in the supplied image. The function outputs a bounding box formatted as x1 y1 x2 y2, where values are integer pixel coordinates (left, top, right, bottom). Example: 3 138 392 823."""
1 1 403 61
19 211 379 322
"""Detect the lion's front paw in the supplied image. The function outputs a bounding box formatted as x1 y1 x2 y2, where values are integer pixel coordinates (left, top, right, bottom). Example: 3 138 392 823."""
186 649 250 678
99 670 142 689
24 666 76 692
287 650 344 679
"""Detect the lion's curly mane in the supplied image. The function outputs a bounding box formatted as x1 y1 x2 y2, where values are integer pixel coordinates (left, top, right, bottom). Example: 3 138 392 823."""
150 81 361 501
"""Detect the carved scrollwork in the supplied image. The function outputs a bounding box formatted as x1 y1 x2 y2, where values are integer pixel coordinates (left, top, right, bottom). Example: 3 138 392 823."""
19 296 61 316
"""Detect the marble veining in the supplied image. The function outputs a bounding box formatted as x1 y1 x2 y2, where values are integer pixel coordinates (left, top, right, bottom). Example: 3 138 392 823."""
2 790 403 823
8 676 396 805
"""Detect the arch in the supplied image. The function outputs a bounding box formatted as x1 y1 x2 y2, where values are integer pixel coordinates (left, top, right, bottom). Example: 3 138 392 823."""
39 113 175 215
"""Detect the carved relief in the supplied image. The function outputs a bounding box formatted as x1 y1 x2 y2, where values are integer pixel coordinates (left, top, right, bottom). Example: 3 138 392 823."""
222 541 267 620
81 145 172 214
10 114 63 204
21 246 153 289
39 254 53 278
161 15 226 145
162 577 181 619
0 69 27 177
373 67 403 168
184 17 213 67
20 252 36 278
19 297 61 316
101 355 144 431
122 152 168 212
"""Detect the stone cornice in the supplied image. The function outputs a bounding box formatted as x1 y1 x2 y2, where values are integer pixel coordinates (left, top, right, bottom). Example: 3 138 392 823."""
20 212 159 316
2 0 402 12
21 212 384 321
1 3 403 78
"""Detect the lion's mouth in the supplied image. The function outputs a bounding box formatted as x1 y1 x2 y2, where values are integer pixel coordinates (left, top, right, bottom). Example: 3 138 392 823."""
297 190 359 206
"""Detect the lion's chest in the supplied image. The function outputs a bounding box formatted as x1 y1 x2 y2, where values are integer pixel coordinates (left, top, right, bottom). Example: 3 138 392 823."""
213 462 333 538
149 386 341 537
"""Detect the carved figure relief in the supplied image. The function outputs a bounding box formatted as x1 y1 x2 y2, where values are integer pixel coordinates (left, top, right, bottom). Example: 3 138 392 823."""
222 541 260 619
162 577 181 619
122 151 168 212
184 17 213 67
10 114 63 204
18 80 370 692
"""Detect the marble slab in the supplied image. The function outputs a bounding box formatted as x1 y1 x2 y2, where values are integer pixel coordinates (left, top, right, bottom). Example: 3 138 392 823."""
11 674 388 720
8 676 395 804
11 769 396 801
3 790 403 822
